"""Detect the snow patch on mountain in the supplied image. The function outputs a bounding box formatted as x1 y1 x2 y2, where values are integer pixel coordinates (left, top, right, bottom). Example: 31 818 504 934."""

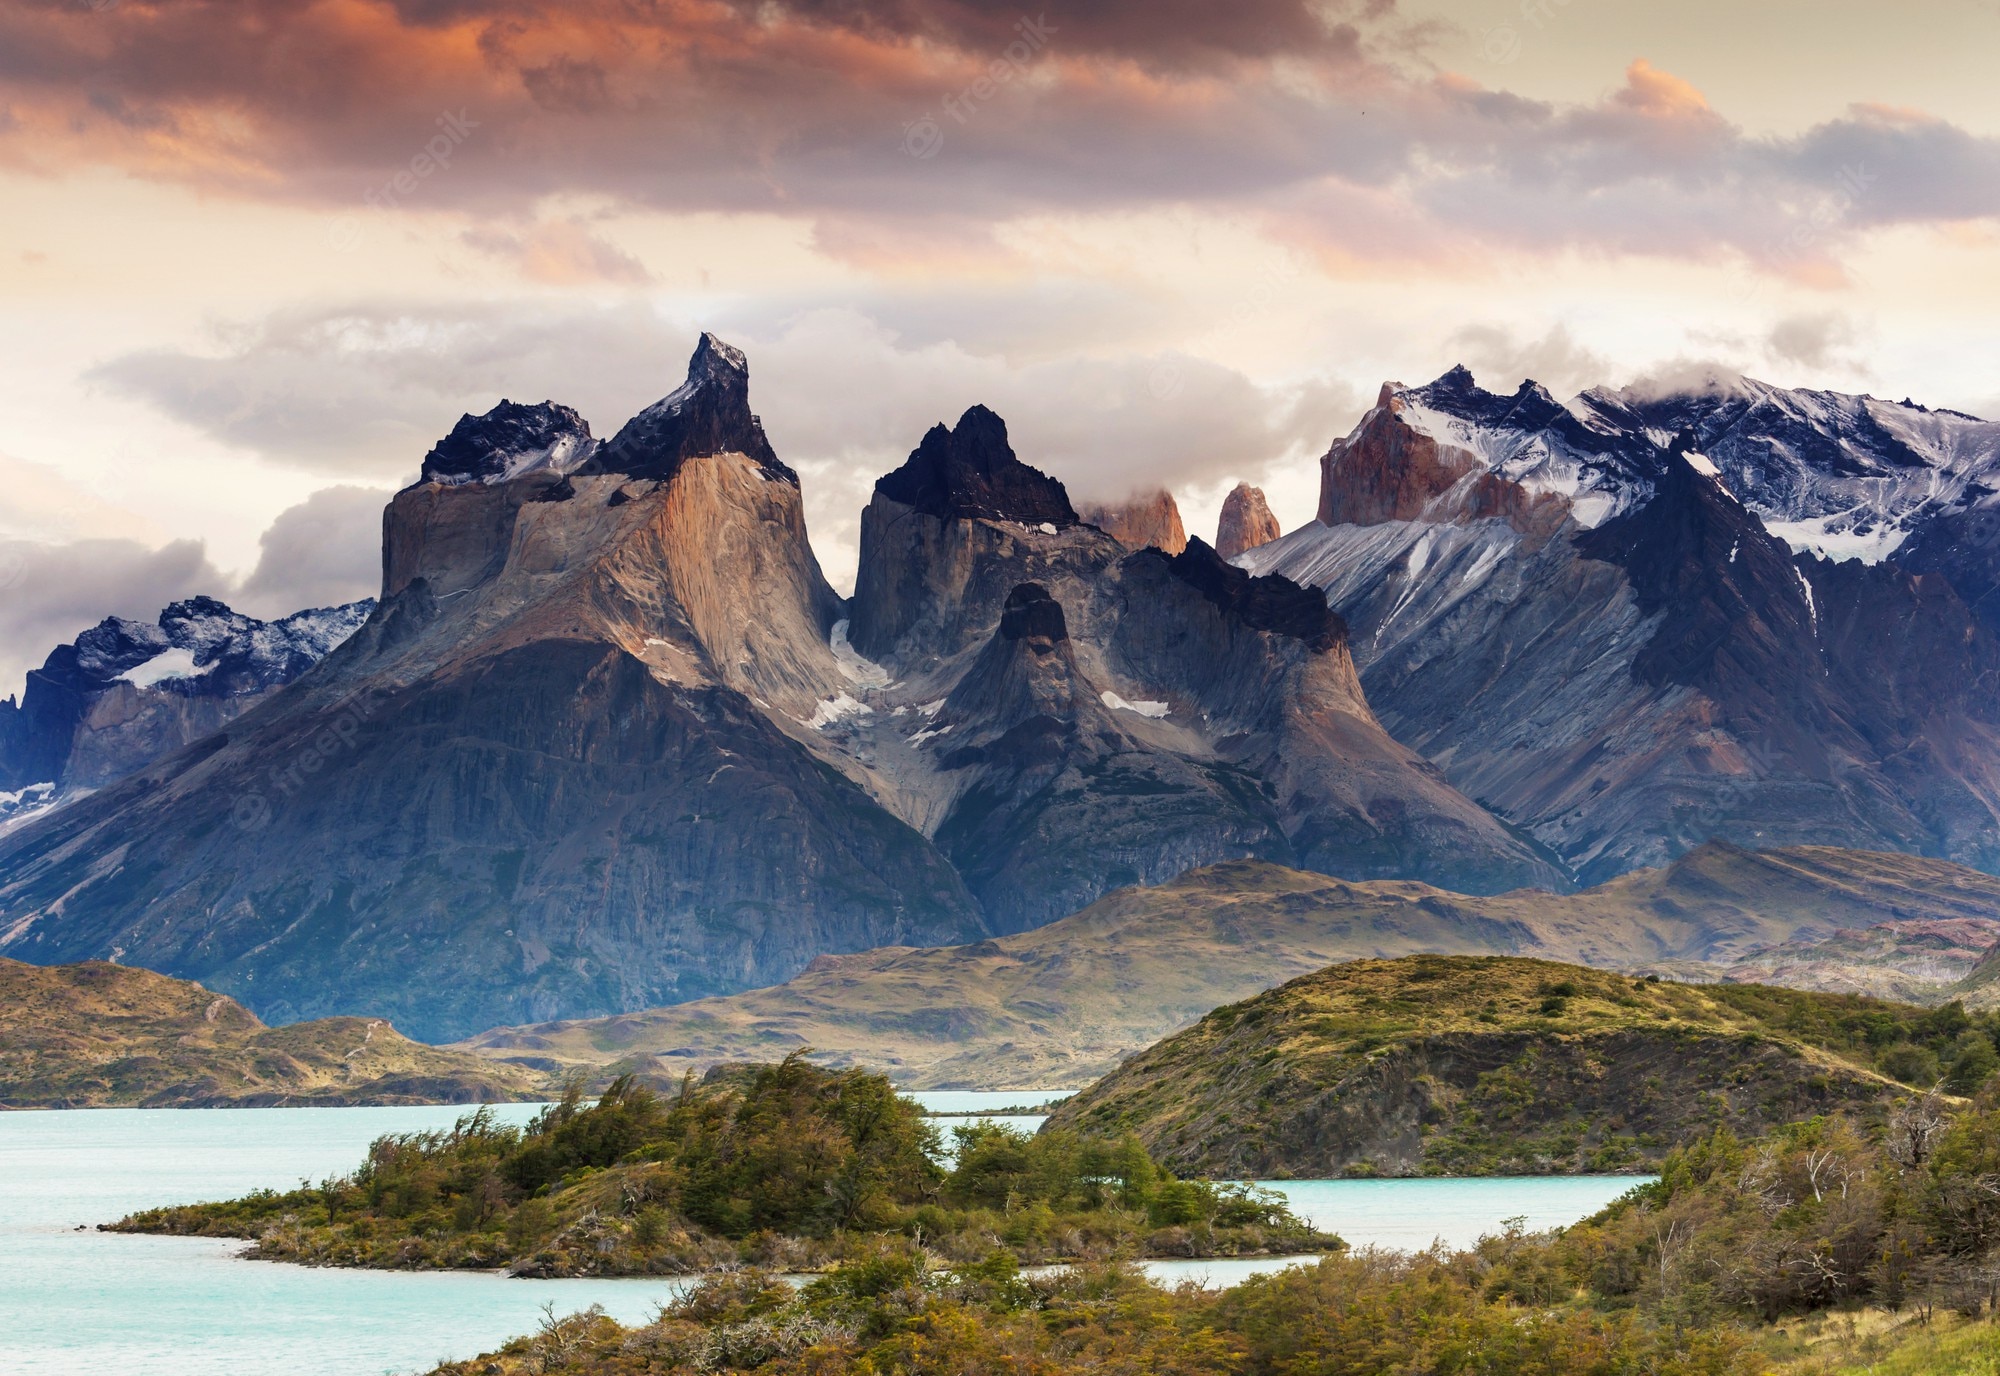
804 694 871 729
0 781 56 834
1382 367 2000 565
119 647 208 689
1101 691 1170 718
829 620 892 689
1764 514 1910 564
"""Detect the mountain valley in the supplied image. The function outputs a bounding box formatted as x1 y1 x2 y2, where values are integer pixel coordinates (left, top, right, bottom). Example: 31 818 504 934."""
459 842 2000 1089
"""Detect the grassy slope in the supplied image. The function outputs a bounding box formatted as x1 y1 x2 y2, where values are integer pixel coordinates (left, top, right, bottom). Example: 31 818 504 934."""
0 958 545 1107
459 843 2000 1089
1042 955 1947 1177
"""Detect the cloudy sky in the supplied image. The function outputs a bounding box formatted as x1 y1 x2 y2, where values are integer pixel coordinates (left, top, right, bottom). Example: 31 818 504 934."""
3 0 1999 691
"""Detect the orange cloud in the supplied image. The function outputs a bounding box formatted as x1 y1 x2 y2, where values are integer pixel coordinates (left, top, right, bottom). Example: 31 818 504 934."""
1613 59 1712 120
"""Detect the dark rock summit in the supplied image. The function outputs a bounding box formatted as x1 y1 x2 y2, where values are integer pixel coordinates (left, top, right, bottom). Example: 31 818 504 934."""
0 596 372 801
998 582 1068 643
586 333 791 483
1163 539 1345 653
420 401 596 485
874 405 1077 527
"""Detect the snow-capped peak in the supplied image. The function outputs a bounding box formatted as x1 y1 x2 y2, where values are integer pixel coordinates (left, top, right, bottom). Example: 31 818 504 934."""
419 400 598 487
1356 364 2000 564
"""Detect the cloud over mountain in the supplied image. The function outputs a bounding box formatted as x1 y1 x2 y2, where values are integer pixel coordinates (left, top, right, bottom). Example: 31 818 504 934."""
1 3 1993 276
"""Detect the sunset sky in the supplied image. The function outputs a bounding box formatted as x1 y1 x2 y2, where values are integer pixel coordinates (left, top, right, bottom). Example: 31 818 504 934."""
4 0 1999 691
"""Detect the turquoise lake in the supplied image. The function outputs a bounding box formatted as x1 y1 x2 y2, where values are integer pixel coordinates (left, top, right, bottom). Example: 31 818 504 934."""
2 1099 1645 1375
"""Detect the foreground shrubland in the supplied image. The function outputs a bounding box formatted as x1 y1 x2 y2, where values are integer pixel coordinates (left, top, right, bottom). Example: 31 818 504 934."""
111 1056 1334 1273
423 1084 2000 1375
427 1243 1758 1376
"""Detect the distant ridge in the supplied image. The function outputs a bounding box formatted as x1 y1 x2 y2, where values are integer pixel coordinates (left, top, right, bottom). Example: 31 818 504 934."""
459 842 2000 1089
0 958 541 1108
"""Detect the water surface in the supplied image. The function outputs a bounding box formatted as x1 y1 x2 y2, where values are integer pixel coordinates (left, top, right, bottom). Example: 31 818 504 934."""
1 1100 1640 1376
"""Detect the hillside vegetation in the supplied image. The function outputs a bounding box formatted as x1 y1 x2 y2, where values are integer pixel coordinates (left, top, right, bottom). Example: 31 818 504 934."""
112 1057 1336 1273
423 1086 2000 1376
461 844 2000 1089
0 958 542 1107
1044 956 2000 1177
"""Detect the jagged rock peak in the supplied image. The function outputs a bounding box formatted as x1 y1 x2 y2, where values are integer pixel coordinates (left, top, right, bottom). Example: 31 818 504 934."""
874 405 1078 527
999 583 1069 644
588 332 793 485
420 400 597 486
1160 538 1346 653
1078 489 1187 553
1216 483 1281 561
1401 366 1568 431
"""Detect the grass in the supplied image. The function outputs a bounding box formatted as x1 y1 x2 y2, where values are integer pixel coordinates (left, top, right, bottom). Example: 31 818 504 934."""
1046 955 1989 1177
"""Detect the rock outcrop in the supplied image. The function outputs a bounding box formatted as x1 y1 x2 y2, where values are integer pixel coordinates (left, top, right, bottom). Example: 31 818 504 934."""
420 400 598 485
1077 489 1188 553
0 338 986 1041
1215 482 1280 560
836 407 1567 929
582 333 791 483
1250 367 2000 883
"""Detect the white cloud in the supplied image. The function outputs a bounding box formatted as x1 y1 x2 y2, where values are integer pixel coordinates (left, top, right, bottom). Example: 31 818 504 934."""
84 301 1354 594
234 485 391 619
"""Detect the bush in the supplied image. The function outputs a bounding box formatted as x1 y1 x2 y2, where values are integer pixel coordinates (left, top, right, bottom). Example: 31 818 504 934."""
1881 1045 1942 1087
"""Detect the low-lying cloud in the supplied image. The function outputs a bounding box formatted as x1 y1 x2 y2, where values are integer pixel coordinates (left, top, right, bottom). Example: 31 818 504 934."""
86 299 1355 592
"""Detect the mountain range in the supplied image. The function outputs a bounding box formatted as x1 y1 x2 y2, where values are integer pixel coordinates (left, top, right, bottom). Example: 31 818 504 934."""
1247 367 2000 883
0 338 1550 1040
2 337 1997 1042
0 596 371 829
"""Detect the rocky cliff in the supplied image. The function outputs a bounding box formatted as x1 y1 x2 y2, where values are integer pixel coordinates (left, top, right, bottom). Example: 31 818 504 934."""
1250 368 2000 883
834 406 1565 927
0 337 986 1040
1215 482 1281 560
1077 489 1188 553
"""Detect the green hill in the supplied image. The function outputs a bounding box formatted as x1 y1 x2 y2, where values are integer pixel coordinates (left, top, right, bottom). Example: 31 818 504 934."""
0 958 545 1107
460 843 2000 1089
1043 955 1987 1177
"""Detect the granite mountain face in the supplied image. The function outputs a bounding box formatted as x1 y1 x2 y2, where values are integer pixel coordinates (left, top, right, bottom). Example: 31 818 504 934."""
1245 367 2000 883
0 340 1565 1036
828 407 1565 927
1215 483 1281 560
0 338 985 1039
6 340 1997 1038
